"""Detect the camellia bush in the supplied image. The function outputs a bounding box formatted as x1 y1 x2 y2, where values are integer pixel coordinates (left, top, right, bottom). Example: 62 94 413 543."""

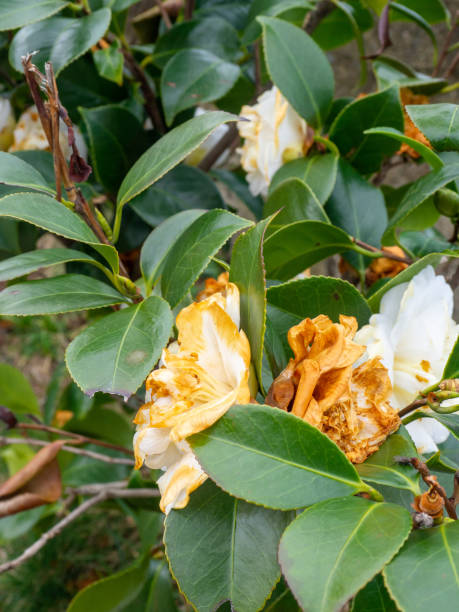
0 0 459 610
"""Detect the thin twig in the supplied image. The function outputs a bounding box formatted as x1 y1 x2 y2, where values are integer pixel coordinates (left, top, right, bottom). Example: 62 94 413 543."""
198 124 239 172
352 238 413 264
398 398 428 417
184 0 195 20
0 437 134 466
15 423 134 456
445 51 459 78
303 0 334 34
121 48 166 134
155 0 172 28
433 11 459 76
0 486 159 575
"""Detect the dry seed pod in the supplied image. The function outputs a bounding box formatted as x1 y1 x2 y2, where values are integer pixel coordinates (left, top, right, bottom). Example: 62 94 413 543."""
412 480 445 520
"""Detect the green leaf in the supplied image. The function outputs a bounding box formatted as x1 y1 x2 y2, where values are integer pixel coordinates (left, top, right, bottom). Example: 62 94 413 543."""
80 104 149 194
383 164 459 242
161 209 251 308
264 220 354 281
161 49 240 126
367 253 444 311
141 210 206 293
93 40 124 85
269 153 339 202
329 86 404 174
9 9 111 76
66 296 172 399
384 522 459 612
364 127 444 170
117 110 236 207
165 480 292 612
264 178 330 234
406 104 459 152
372 56 447 95
443 336 459 380
352 574 398 612
153 16 240 68
0 248 107 282
0 274 126 316
64 402 132 448
400 228 455 257
326 159 388 275
230 218 271 388
243 0 314 45
356 431 421 494
0 152 55 196
0 0 68 31
279 497 411 612
146 560 178 612
390 0 449 25
312 1 373 52
212 168 264 220
190 404 372 510
0 192 119 272
267 275 372 329
0 363 40 415
259 16 334 127
390 3 438 62
131 164 224 228
67 554 151 612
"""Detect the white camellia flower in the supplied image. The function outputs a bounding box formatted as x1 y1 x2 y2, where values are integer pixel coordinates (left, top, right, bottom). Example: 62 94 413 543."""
237 87 308 197
9 105 87 160
0 98 15 151
355 266 458 454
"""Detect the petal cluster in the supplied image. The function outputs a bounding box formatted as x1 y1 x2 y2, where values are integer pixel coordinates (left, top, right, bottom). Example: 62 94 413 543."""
355 266 459 453
267 314 400 463
237 87 309 197
133 282 251 513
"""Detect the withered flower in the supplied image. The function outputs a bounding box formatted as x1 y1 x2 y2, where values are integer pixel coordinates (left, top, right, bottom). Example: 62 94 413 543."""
398 88 431 159
267 315 400 463
412 477 445 521
366 246 409 286
196 271 229 301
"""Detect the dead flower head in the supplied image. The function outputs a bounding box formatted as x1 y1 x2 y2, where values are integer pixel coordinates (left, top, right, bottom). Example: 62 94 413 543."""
266 314 400 463
412 476 445 521
398 88 431 159
366 246 409 286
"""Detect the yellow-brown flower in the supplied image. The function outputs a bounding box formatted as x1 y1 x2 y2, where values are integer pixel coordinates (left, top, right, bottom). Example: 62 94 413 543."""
266 315 400 463
398 88 431 159
366 246 409 286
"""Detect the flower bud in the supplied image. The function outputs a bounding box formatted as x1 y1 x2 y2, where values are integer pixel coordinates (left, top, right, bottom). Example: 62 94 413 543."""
412 479 444 520
434 188 459 218
0 98 15 151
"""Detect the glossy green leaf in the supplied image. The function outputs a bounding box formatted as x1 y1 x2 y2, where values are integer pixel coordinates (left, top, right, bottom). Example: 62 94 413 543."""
230 218 271 388
264 178 330 233
312 0 373 51
141 210 206 292
153 16 240 68
9 9 111 76
146 560 178 612
0 274 126 316
131 165 224 227
356 432 421 494
267 275 372 329
365 127 444 170
329 86 404 174
400 228 454 257
372 56 447 95
391 0 449 25
0 0 68 31
269 153 339 202
261 579 300 611
64 402 132 449
406 104 459 152
383 164 459 242
0 248 106 282
404 412 459 441
390 3 438 62
351 574 398 612
161 209 251 307
259 16 334 127
93 40 124 85
66 295 172 399
161 49 240 126
67 554 151 612
0 192 119 272
326 159 388 275
190 404 373 510
443 336 459 380
80 104 149 194
279 497 411 612
117 110 236 207
165 480 290 612
367 253 444 311
0 152 55 195
0 363 40 415
264 220 354 280
243 0 313 44
384 522 459 612
212 168 264 220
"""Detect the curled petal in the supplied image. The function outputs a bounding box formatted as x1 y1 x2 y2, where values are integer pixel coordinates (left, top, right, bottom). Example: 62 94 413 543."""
158 451 207 515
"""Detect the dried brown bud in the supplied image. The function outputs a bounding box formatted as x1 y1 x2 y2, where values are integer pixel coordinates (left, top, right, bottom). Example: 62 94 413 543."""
265 361 296 411
412 478 445 519
0 406 17 429
440 379 459 392
69 149 92 183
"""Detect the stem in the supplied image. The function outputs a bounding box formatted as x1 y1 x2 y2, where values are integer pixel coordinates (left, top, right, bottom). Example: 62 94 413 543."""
351 238 413 264
303 0 334 34
433 10 458 76
121 48 166 135
184 0 195 20
155 0 172 28
398 397 428 418
15 423 134 456
198 124 239 172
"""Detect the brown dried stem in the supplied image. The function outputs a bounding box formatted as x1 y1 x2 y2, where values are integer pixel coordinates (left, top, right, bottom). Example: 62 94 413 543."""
433 10 459 76
303 1 334 34
352 238 413 265
0 485 159 575
154 0 172 28
398 397 428 417
198 124 239 172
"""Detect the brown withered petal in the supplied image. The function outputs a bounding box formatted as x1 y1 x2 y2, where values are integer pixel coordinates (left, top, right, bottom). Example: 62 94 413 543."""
265 360 296 411
69 150 92 182
412 481 444 520
0 405 18 429
0 440 64 517
196 272 229 301
291 360 320 421
367 246 408 286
